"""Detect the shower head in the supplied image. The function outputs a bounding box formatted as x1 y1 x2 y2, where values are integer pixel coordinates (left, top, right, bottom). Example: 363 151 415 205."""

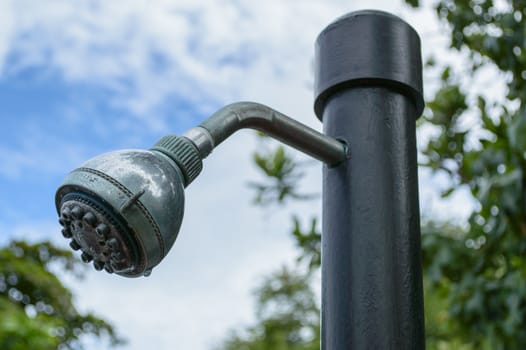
55 136 202 277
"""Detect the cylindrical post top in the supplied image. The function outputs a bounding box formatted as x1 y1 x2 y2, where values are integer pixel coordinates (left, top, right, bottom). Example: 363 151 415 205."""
314 10 424 120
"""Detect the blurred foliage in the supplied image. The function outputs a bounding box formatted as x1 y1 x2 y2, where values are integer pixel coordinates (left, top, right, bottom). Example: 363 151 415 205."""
414 0 526 348
291 217 321 271
248 139 317 206
218 0 526 349
0 240 124 349
216 267 319 350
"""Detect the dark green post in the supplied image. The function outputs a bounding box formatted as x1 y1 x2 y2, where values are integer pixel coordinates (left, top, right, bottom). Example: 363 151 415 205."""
314 10 426 349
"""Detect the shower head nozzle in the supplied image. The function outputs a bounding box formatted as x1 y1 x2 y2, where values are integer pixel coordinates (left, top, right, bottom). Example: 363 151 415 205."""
55 136 202 277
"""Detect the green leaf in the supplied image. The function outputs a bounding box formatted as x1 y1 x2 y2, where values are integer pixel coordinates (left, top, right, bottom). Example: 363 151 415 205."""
404 0 420 8
0 240 125 348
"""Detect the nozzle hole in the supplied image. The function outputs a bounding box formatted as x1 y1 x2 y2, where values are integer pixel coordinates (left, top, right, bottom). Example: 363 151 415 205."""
59 191 145 277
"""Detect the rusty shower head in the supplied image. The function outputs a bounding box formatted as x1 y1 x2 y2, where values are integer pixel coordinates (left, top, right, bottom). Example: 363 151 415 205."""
55 136 202 277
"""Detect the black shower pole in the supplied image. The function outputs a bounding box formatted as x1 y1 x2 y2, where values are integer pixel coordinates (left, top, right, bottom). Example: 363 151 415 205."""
314 10 426 349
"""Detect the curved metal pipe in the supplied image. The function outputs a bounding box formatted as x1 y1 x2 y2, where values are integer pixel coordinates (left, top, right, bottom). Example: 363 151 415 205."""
182 101 348 167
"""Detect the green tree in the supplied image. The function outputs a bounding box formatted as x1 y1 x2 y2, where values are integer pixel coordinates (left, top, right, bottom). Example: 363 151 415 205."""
218 0 526 349
0 240 123 349
412 0 526 348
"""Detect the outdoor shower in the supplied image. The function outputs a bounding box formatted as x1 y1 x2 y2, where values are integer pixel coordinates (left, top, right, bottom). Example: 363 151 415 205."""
55 10 426 348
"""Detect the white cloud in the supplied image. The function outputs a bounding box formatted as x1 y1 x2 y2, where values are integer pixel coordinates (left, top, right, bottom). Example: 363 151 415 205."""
0 0 14 71
1 0 427 118
0 121 92 179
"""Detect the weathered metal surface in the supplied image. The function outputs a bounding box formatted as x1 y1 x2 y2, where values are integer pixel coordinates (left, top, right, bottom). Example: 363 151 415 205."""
193 101 349 167
56 149 186 277
315 10 425 349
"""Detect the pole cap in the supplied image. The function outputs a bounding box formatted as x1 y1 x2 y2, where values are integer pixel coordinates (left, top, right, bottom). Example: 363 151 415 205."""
314 10 424 120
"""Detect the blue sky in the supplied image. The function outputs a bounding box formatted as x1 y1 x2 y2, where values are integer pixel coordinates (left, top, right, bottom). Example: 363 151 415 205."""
0 66 209 241
0 1 474 349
